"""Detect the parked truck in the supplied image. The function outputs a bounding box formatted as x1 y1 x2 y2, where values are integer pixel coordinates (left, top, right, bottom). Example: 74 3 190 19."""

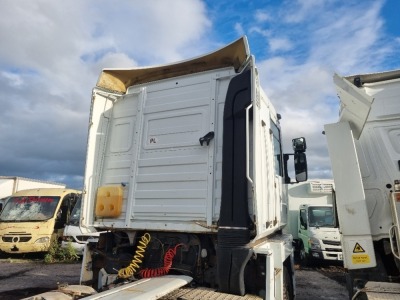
25 36 308 300
80 35 311 300
324 69 400 298
0 176 66 211
285 180 342 265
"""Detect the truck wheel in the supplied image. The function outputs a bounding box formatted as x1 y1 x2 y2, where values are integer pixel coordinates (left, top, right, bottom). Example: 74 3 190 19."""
299 243 310 267
282 266 294 300
345 273 356 299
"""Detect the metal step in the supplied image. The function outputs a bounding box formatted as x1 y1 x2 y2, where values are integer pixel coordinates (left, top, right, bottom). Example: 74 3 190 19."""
160 287 262 300
355 281 400 300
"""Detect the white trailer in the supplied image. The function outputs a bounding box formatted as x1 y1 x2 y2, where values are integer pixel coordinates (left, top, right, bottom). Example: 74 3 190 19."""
285 180 342 265
324 69 400 298
0 176 66 210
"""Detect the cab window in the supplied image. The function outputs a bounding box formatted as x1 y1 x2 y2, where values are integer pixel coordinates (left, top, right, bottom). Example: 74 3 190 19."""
270 120 283 176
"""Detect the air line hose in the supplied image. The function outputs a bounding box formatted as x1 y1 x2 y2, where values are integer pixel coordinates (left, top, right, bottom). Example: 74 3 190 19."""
118 233 151 279
139 243 182 278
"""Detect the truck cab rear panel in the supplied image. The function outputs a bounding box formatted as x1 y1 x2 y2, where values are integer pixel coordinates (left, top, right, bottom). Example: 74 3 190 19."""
82 44 283 240
86 68 234 232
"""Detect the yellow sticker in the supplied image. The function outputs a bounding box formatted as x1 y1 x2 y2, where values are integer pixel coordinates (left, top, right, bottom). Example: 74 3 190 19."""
352 254 370 264
353 243 365 253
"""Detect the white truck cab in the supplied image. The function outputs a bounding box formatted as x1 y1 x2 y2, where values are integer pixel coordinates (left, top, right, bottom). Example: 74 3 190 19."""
298 204 342 263
285 180 342 265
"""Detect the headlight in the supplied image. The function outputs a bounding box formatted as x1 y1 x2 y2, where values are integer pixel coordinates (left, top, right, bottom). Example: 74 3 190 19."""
62 236 73 242
35 237 50 244
308 237 321 251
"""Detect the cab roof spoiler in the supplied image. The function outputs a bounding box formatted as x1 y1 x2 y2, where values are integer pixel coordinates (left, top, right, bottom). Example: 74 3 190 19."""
95 37 250 94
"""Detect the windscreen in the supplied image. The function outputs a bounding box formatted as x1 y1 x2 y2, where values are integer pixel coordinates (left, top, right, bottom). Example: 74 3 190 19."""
68 196 81 226
308 206 335 228
0 195 60 222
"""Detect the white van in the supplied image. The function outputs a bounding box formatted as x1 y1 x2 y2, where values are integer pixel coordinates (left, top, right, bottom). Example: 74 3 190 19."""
61 196 100 255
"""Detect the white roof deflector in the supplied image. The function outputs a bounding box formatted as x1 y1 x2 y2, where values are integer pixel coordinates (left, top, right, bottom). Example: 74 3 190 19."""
96 36 250 93
344 69 400 85
334 73 374 140
335 69 400 139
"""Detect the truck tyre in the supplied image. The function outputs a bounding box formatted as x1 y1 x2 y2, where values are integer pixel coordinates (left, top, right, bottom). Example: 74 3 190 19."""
282 266 294 300
299 243 310 267
345 273 356 299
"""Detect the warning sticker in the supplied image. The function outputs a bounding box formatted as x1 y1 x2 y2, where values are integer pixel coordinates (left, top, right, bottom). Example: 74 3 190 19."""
352 254 370 264
353 243 365 253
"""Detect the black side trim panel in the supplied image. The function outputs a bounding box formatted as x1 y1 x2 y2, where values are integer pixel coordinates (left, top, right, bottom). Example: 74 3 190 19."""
219 69 252 228
217 69 253 295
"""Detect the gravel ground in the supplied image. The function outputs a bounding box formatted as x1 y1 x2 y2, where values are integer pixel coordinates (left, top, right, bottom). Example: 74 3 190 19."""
0 257 81 299
0 256 348 299
295 264 348 300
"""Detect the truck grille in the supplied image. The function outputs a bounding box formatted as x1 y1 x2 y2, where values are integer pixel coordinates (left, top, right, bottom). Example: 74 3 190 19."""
323 240 340 246
2 235 32 243
325 248 342 252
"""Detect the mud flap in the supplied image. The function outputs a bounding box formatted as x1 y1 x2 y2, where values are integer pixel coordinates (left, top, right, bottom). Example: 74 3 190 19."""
217 246 253 295
217 228 253 295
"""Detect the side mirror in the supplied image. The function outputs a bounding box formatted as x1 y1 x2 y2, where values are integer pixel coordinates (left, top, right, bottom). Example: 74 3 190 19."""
294 152 308 182
300 216 307 230
292 137 307 152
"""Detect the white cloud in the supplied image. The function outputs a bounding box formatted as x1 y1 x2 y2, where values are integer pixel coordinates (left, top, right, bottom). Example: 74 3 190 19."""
1 72 24 87
0 1 92 70
307 1 388 73
235 23 245 36
0 0 397 188
283 0 327 23
89 0 211 64
268 38 293 53
249 26 271 38
0 0 212 188
255 10 272 23
255 0 394 179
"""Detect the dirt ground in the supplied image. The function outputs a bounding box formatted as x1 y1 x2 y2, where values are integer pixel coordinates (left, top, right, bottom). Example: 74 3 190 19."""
0 256 348 300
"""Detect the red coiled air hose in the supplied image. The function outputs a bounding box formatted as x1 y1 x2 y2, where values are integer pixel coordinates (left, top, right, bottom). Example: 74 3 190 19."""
139 243 183 278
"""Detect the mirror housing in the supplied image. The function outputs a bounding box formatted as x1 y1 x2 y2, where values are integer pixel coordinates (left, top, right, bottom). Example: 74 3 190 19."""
292 137 307 153
283 137 308 183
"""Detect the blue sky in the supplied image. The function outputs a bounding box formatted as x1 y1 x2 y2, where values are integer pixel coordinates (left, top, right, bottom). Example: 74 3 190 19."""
0 0 399 189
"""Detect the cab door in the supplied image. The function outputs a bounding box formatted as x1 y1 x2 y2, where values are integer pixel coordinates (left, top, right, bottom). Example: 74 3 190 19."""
298 207 310 252
55 193 79 231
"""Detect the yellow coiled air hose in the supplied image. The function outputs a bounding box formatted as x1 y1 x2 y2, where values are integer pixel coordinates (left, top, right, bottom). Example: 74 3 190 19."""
118 232 151 279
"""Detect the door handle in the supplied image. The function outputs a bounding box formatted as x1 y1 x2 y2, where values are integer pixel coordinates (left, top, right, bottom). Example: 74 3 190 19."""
199 131 214 146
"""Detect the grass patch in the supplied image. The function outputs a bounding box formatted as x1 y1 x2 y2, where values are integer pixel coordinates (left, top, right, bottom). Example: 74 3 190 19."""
44 240 79 263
